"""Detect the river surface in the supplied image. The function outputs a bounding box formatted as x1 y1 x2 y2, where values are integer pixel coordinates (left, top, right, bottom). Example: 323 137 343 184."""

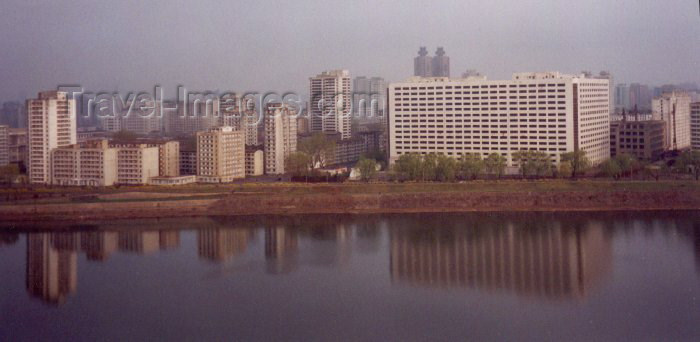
1 212 699 341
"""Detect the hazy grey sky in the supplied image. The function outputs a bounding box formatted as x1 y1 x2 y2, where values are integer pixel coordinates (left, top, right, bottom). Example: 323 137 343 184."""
1 0 699 100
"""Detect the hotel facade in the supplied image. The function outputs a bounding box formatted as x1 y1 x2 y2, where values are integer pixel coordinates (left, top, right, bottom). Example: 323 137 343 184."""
387 72 611 168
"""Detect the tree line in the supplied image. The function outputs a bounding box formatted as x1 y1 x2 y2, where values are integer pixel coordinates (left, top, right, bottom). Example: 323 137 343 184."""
381 150 591 182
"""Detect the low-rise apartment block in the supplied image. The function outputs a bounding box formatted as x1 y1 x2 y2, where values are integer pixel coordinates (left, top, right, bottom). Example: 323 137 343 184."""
609 119 666 160
50 140 118 186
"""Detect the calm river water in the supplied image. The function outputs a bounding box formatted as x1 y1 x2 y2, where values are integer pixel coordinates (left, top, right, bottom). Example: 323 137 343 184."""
1 212 699 341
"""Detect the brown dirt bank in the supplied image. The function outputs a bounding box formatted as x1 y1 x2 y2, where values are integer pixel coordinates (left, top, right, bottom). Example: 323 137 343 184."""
2 189 700 222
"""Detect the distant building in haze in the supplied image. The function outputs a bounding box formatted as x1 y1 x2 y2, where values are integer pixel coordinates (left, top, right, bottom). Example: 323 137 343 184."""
309 70 352 140
652 91 691 151
413 47 450 77
413 47 432 77
431 47 450 77
1 101 25 128
353 76 387 123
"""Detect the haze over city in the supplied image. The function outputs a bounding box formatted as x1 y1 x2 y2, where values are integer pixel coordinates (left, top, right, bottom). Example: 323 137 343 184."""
1 0 698 101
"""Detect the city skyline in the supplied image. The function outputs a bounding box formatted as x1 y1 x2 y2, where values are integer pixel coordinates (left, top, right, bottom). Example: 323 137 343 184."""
1 1 699 101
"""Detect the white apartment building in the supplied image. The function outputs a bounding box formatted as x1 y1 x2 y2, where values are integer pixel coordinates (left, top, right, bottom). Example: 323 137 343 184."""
196 126 245 183
0 125 8 166
264 104 297 174
652 91 691 151
691 102 700 150
51 140 118 186
388 72 611 167
310 70 352 140
27 91 77 184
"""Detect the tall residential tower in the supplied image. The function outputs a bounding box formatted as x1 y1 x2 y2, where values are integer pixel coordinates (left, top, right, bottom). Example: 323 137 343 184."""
27 91 77 184
310 70 352 139
264 103 297 174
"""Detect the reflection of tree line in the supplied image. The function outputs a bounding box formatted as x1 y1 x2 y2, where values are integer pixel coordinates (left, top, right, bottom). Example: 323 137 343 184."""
2 212 699 305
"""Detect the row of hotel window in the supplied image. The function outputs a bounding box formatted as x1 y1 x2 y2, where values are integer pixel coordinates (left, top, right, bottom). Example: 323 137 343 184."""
395 140 568 144
394 107 567 112
397 84 567 90
395 112 567 117
395 100 566 105
395 148 567 154
395 118 566 128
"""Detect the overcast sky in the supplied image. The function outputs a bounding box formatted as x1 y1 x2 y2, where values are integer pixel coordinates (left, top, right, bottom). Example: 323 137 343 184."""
1 0 699 101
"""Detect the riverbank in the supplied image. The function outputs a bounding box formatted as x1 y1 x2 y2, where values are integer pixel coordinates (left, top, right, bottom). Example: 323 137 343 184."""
1 180 700 222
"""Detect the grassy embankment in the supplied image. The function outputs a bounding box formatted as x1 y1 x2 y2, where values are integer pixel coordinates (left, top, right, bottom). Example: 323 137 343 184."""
1 179 699 205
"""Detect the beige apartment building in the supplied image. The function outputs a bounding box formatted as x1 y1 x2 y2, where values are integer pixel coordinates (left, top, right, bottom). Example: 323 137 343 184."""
114 144 159 185
652 91 691 151
0 125 8 166
310 70 352 139
51 140 118 186
27 91 77 184
110 140 180 177
264 104 297 174
50 139 159 186
388 72 611 168
196 126 245 183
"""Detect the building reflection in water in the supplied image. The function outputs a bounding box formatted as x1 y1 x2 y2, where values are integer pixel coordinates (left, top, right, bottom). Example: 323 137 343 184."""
197 228 250 263
265 227 298 274
26 214 700 305
25 230 181 305
301 224 354 268
159 231 180 250
0 232 19 247
80 231 118 261
26 233 78 305
390 221 613 300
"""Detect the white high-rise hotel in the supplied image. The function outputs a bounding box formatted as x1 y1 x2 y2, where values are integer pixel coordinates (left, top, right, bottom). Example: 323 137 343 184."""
310 70 352 140
388 72 610 167
27 91 77 184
